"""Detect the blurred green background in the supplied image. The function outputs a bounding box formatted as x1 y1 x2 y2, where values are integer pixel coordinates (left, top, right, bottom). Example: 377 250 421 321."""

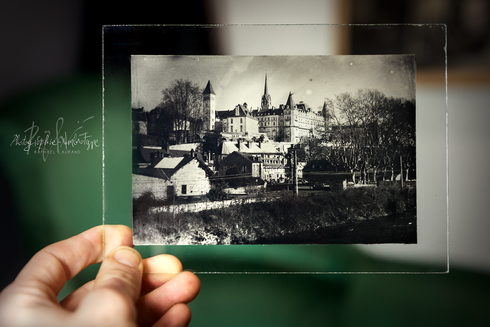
1 1 490 326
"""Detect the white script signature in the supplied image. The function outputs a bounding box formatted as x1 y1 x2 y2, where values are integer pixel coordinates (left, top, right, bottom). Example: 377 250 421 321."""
10 116 99 161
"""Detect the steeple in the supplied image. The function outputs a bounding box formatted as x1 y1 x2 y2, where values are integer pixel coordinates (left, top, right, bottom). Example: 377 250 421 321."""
261 73 272 111
202 80 216 131
264 73 269 95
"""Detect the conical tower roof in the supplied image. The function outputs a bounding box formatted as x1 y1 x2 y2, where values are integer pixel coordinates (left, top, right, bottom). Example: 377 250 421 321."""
203 80 215 95
285 92 295 109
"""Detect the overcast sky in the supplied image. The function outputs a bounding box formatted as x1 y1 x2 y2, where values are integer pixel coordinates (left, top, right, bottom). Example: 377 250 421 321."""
131 55 416 113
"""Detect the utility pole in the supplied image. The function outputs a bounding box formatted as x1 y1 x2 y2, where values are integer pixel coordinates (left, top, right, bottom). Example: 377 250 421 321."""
400 155 404 188
287 146 299 195
293 149 298 195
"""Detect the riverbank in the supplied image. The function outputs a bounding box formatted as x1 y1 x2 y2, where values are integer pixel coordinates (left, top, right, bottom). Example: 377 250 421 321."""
133 183 417 245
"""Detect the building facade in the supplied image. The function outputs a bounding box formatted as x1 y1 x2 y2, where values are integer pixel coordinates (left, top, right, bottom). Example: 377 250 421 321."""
133 155 212 201
218 140 286 182
283 97 325 144
220 103 259 135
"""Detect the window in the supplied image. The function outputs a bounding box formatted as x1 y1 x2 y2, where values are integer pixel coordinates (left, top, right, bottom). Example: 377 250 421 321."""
181 185 187 195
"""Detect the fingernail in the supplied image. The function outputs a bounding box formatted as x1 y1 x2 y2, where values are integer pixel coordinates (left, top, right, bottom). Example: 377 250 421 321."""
114 248 140 268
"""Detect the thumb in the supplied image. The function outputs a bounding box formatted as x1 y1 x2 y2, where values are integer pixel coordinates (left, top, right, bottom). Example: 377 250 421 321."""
94 246 143 302
73 247 143 326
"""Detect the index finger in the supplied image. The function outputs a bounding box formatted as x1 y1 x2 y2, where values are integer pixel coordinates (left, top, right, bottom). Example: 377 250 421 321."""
141 254 183 295
14 225 133 299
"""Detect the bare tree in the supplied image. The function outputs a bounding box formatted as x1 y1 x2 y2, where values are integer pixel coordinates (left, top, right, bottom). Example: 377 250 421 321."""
161 79 203 143
378 97 416 181
332 91 365 182
328 89 415 184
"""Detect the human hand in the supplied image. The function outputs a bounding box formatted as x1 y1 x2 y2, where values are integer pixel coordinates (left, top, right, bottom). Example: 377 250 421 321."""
0 225 200 327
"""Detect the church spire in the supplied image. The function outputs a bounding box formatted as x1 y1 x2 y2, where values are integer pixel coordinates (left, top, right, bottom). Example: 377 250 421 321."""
261 73 271 110
264 73 268 95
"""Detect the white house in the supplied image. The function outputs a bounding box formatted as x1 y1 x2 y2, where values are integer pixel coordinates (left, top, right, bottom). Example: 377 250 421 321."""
132 155 212 201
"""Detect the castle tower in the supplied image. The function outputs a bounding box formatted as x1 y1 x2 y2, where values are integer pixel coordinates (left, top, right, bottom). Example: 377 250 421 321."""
285 92 296 142
202 80 216 131
285 91 295 109
261 74 272 111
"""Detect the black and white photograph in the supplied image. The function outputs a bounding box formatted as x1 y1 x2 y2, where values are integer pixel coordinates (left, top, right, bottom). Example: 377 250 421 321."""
131 55 416 245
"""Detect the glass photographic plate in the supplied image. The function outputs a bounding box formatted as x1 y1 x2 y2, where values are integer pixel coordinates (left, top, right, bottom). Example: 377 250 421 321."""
103 24 448 273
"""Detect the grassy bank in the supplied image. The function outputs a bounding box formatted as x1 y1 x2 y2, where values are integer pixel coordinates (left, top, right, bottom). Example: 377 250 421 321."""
133 183 416 245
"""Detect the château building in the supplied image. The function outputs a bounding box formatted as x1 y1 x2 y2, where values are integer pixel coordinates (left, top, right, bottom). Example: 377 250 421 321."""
253 75 326 143
282 93 326 143
205 75 328 144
